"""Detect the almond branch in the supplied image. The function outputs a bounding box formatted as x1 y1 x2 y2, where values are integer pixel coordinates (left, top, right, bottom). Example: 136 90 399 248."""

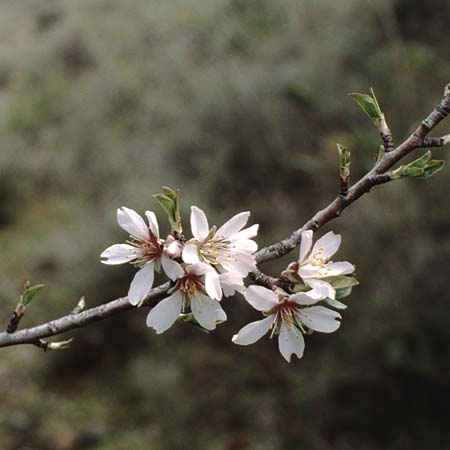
0 84 449 349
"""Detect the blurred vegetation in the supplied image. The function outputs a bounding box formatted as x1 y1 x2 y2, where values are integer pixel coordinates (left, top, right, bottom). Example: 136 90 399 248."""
0 0 449 449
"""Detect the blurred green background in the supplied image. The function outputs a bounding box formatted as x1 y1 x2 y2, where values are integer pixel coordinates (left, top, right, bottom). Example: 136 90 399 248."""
0 1 449 449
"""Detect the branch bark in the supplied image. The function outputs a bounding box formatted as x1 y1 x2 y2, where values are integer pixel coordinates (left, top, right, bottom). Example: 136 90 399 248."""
1 84 449 350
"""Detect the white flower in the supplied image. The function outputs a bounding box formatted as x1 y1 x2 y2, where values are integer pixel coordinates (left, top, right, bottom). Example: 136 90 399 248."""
101 207 184 306
146 263 227 334
182 206 259 278
232 285 341 362
297 230 355 299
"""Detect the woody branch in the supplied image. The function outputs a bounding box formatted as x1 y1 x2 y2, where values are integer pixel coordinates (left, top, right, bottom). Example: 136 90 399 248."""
0 84 449 349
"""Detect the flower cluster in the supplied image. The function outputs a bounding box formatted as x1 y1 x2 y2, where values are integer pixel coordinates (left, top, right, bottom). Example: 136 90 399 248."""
233 230 357 362
101 189 258 334
101 188 357 363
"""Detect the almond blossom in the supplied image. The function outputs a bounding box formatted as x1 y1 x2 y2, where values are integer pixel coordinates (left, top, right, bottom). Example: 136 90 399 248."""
146 263 227 334
100 207 184 306
296 230 355 300
182 206 258 278
232 285 341 362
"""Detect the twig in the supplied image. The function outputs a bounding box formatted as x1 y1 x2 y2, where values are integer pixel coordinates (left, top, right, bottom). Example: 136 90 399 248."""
254 84 450 265
0 282 170 348
0 84 449 349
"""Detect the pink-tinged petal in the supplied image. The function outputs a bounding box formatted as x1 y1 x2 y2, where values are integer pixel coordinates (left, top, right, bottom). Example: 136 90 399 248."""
232 315 275 345
186 262 211 276
289 291 321 306
182 242 200 264
117 207 150 241
128 262 155 306
161 255 184 281
191 293 227 330
244 285 278 311
278 322 305 363
228 224 259 241
146 290 183 334
305 279 336 300
100 244 139 265
322 261 355 277
204 270 223 301
232 239 258 254
299 230 313 263
297 306 341 333
145 211 159 239
219 252 256 276
219 272 245 297
190 206 209 241
311 231 341 259
216 211 250 238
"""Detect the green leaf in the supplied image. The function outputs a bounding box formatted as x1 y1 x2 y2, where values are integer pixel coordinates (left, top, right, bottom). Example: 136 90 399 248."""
322 276 358 290
20 282 44 307
417 159 445 179
337 144 351 177
335 286 354 299
153 186 182 234
396 152 445 180
350 91 382 121
325 297 348 310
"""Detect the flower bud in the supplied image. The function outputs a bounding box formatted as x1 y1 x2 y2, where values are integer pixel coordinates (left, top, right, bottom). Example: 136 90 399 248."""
164 235 183 259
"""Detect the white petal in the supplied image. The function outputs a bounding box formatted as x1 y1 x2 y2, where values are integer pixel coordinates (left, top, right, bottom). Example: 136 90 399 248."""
146 290 183 334
182 242 200 264
128 262 155 306
216 211 250 238
305 279 336 300
219 252 256 276
117 207 150 241
297 264 321 279
161 255 184 281
232 315 274 345
322 261 355 276
289 291 321 306
190 206 209 241
297 306 341 333
244 285 278 311
299 230 313 263
191 293 227 330
145 211 159 239
228 224 259 241
186 262 211 276
278 322 305 363
311 231 341 259
204 270 223 301
219 272 245 297
232 239 258 254
100 244 139 265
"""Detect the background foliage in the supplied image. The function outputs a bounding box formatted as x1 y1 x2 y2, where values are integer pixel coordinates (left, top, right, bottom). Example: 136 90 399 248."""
1 1 449 449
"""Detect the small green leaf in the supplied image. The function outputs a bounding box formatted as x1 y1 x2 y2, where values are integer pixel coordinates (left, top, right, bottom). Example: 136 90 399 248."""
395 152 444 180
153 186 182 234
325 297 348 310
322 275 358 290
335 286 354 299
20 282 44 307
350 91 382 121
417 159 445 179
